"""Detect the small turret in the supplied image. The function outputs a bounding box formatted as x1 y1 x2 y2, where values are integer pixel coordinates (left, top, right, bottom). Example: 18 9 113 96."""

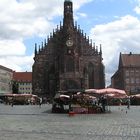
84 33 86 39
60 21 62 29
96 46 98 53
39 45 41 52
44 39 47 47
47 35 50 42
34 43 37 55
81 30 84 36
78 25 80 31
41 42 44 50
75 21 77 29
100 44 102 55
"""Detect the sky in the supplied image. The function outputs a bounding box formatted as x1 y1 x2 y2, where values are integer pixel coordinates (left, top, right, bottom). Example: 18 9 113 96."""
0 0 140 86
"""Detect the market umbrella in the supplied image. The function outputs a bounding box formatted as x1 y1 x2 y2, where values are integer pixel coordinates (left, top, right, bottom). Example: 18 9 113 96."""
85 89 98 93
85 88 126 96
96 88 126 95
60 95 70 98
106 93 128 99
130 94 140 98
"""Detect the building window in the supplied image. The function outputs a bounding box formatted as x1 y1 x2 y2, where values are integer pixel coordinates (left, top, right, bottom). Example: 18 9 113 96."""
125 70 129 77
131 78 135 84
66 57 74 72
125 78 130 84
130 70 134 76
136 78 140 84
135 70 139 76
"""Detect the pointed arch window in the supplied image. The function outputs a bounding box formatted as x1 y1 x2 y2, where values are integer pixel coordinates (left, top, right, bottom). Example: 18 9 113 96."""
83 67 88 79
88 63 94 88
66 57 75 72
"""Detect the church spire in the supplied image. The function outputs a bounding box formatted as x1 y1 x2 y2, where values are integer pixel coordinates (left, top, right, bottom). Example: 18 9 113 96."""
63 0 74 28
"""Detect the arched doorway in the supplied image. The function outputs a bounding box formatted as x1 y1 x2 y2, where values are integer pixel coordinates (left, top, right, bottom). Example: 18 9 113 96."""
61 80 80 90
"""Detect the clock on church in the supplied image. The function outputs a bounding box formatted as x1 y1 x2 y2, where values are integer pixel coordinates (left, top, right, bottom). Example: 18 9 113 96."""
66 39 73 47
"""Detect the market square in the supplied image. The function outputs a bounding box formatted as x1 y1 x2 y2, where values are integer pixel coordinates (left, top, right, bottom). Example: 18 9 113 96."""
0 104 140 140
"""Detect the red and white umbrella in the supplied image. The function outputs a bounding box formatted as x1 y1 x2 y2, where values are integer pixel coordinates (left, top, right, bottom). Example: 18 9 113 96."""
85 88 126 96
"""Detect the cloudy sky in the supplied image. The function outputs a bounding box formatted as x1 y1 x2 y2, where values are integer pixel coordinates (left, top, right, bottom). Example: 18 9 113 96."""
0 0 140 86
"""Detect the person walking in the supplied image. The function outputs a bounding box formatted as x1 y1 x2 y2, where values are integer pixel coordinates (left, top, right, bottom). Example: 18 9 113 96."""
39 97 42 108
127 97 130 109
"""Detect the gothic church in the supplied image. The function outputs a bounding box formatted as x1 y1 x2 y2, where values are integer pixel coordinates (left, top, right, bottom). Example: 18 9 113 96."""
32 0 105 97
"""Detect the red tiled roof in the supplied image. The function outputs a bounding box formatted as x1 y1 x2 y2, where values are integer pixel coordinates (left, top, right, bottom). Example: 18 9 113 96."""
121 53 140 67
13 72 32 82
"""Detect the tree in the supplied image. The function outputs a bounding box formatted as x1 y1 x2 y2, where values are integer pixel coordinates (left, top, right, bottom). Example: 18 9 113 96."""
12 80 19 94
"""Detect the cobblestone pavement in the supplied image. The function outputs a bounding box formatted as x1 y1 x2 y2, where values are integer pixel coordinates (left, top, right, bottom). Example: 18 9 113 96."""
0 104 140 140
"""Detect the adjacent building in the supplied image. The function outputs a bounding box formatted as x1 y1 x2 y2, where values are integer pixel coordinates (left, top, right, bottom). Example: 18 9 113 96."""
111 52 140 95
32 0 105 98
0 65 13 95
13 72 32 94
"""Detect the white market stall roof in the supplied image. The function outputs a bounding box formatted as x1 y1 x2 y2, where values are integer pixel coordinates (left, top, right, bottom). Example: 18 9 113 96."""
84 88 127 98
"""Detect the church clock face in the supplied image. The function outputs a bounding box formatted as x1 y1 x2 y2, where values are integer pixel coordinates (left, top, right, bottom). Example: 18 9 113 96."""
66 39 73 47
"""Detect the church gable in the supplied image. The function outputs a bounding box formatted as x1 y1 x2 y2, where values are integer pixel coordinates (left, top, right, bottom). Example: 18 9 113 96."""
32 0 105 97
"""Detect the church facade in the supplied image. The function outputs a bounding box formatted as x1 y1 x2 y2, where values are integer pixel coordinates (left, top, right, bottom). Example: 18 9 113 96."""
32 0 105 98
